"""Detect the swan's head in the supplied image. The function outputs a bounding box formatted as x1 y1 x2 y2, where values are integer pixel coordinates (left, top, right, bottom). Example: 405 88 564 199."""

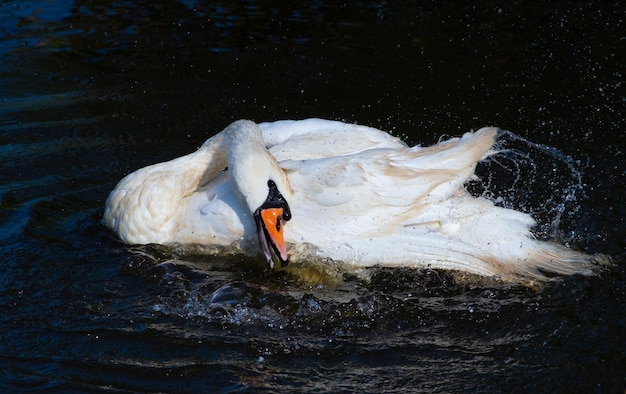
224 120 292 268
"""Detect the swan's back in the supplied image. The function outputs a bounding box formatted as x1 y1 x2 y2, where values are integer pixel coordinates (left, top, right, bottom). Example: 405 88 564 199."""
260 118 407 160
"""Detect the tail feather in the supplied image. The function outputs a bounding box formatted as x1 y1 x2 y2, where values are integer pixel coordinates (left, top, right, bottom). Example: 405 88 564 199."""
506 241 606 281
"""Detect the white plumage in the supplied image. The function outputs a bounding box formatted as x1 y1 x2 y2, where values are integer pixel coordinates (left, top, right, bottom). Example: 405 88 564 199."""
104 118 598 281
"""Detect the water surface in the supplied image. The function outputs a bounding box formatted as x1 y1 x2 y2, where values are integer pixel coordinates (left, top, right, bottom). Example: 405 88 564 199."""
0 1 624 392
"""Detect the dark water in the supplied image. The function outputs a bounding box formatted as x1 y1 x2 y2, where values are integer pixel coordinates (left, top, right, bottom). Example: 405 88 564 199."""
1 1 625 392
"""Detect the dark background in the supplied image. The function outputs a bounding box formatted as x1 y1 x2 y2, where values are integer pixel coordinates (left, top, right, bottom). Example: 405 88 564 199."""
0 1 624 392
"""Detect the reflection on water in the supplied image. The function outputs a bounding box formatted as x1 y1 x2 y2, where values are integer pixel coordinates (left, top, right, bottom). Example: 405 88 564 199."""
0 1 624 392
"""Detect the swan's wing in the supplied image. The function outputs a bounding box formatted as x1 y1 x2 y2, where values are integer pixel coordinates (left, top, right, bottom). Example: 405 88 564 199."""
284 127 496 212
381 127 497 203
280 127 497 245
260 118 407 161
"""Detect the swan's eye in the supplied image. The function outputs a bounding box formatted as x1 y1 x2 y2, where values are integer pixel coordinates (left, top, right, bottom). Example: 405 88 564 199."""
267 179 276 188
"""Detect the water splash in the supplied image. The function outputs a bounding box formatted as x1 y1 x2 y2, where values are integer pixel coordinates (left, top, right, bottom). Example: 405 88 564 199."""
467 130 585 243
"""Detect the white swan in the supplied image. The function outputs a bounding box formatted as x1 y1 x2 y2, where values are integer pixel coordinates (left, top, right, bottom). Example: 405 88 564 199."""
103 118 598 281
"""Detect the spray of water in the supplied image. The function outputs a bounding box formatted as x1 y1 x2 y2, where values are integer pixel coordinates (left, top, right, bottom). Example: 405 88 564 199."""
466 130 585 243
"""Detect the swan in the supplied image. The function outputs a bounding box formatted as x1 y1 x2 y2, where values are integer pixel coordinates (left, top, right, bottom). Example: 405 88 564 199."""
103 118 598 281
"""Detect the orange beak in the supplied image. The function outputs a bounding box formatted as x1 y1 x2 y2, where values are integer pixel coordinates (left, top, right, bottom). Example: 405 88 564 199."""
260 207 289 263
254 179 291 268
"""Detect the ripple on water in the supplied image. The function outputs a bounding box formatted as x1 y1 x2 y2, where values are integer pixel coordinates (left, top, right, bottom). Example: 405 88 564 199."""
124 245 541 339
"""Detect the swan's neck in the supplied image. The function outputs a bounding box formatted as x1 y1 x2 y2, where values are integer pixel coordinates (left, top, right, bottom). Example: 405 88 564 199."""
224 120 291 214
